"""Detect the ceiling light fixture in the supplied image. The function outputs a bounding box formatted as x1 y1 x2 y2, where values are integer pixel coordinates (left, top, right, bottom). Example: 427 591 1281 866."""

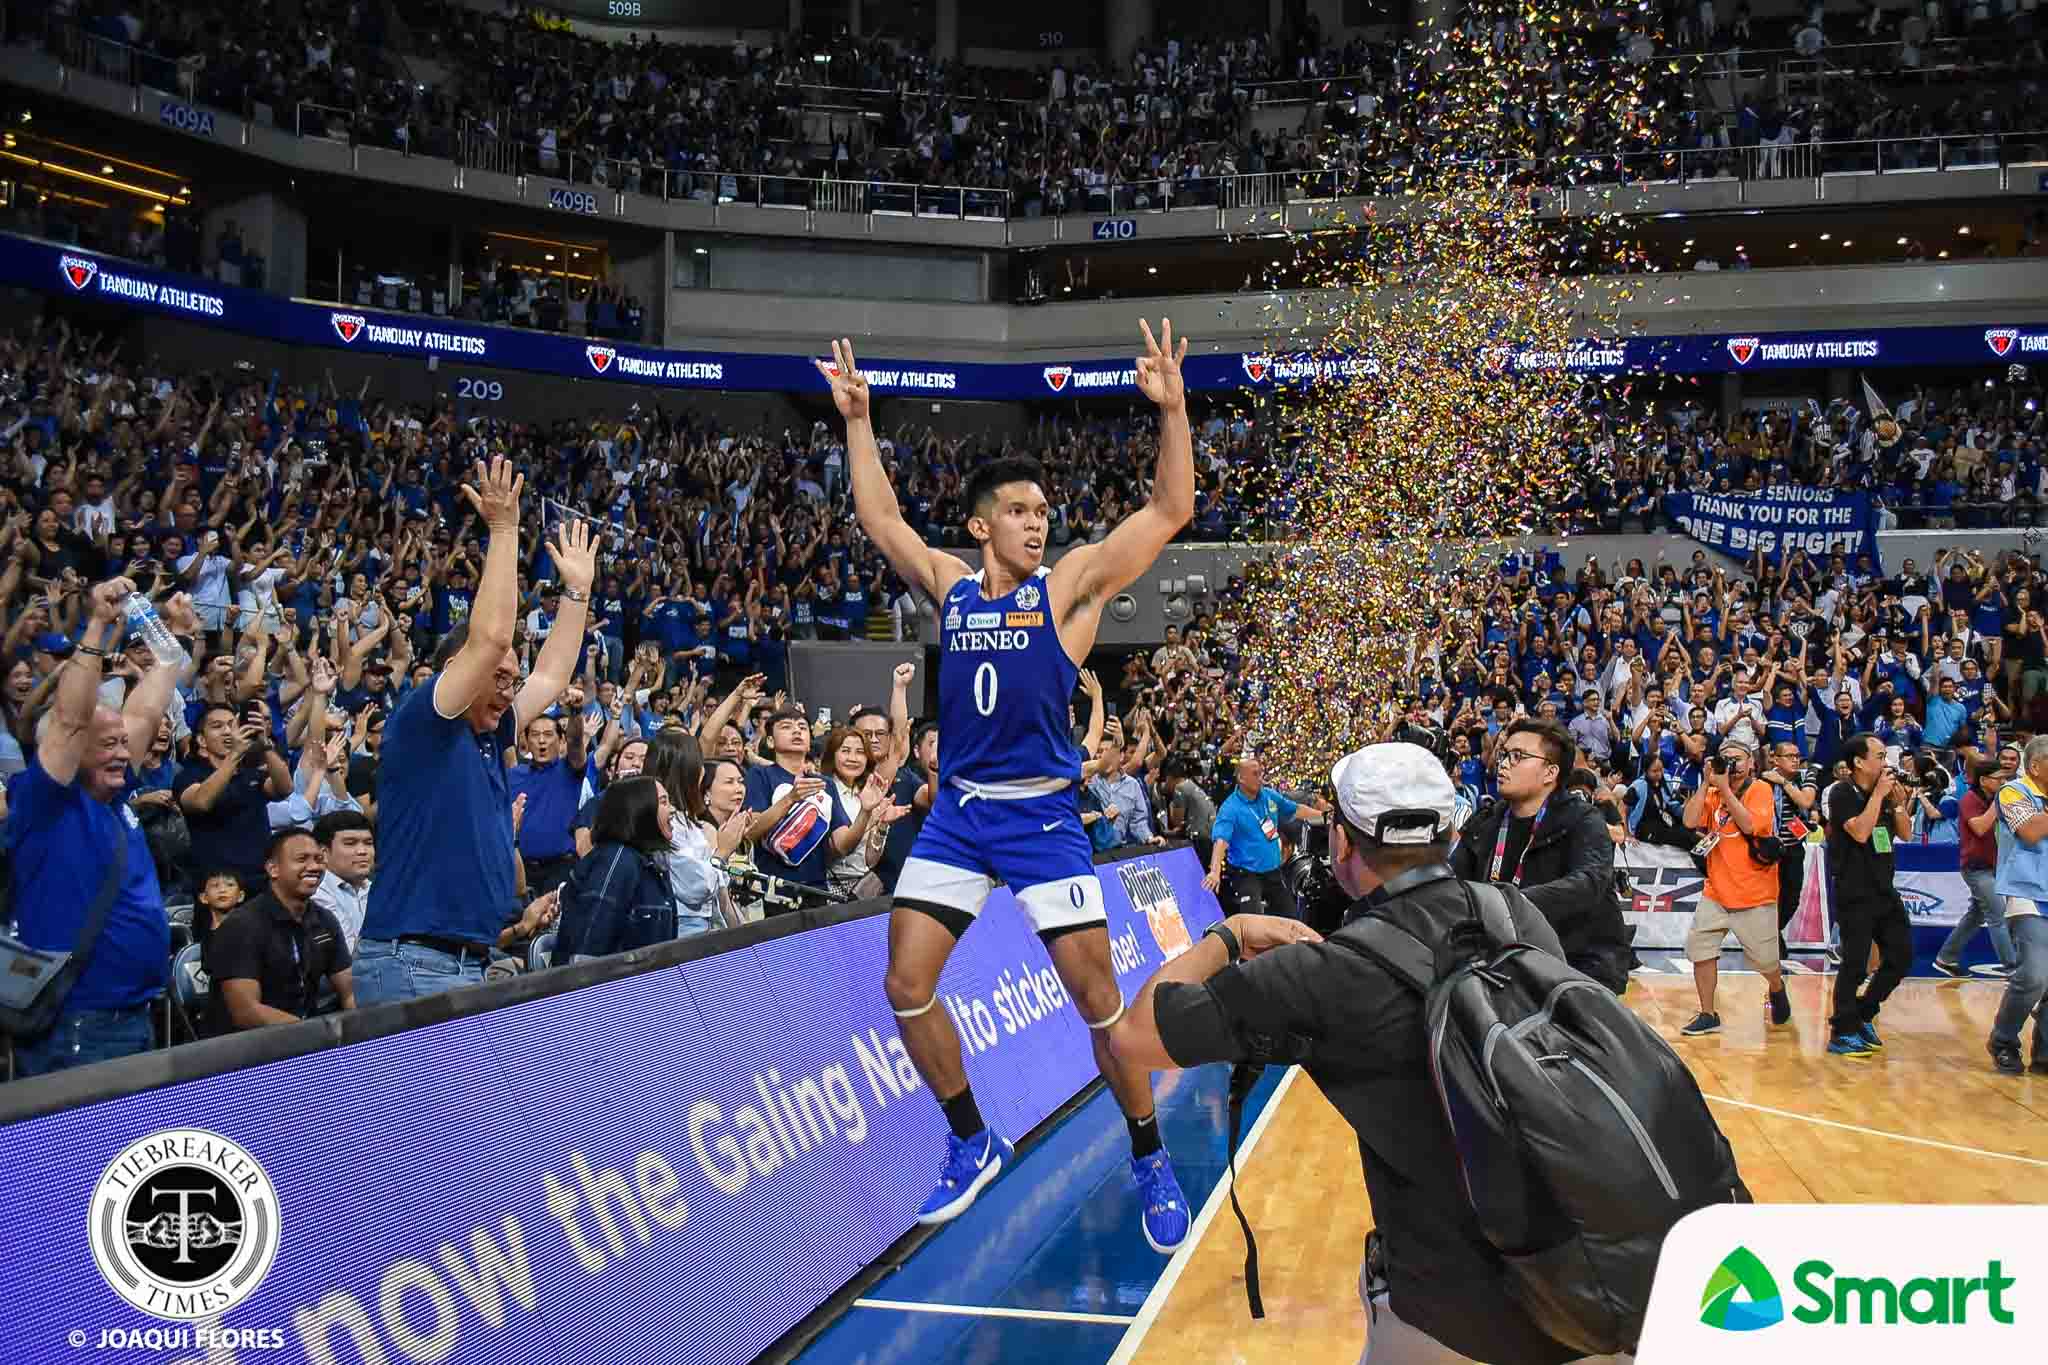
1958 225 1972 235
1147 266 1157 274
1819 232 1831 241
1896 236 1908 245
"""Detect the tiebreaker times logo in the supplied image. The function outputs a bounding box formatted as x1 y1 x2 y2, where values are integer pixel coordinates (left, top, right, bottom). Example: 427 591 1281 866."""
74 1128 288 1352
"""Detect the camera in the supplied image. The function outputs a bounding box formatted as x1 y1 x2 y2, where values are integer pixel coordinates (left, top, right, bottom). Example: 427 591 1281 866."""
1706 754 1727 774
1284 851 1350 937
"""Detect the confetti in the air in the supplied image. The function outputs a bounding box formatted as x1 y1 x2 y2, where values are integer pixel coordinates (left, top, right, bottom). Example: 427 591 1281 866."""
1227 1 1669 784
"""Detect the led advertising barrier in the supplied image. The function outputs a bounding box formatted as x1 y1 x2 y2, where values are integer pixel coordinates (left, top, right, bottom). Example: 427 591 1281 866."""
0 846 1218 1365
10 232 2047 401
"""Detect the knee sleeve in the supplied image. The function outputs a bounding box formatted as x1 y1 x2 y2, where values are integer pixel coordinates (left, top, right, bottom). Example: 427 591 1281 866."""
1084 995 1128 1031
891 992 940 1020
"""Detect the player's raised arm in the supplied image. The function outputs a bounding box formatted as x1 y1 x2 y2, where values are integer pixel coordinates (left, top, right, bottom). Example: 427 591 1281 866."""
1056 319 1195 608
818 338 970 602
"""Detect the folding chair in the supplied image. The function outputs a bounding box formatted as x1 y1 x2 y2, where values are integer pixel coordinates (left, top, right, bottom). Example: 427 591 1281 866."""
170 942 211 1043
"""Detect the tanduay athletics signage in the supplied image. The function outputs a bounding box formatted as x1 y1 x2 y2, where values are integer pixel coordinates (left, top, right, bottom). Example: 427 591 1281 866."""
12 234 2047 398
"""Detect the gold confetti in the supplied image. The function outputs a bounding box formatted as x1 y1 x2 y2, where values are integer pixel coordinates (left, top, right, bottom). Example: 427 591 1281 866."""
1224 1 1666 785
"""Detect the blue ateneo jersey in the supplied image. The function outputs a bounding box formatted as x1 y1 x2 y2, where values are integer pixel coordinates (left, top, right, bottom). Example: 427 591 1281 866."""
936 567 1082 786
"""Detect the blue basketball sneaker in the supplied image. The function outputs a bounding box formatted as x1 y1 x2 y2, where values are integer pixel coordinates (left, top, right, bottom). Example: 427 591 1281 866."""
915 1128 1013 1226
1857 1020 1883 1050
1132 1151 1190 1253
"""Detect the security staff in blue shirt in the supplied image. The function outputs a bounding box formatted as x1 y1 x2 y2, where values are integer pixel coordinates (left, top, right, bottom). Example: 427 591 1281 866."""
1205 754 1326 918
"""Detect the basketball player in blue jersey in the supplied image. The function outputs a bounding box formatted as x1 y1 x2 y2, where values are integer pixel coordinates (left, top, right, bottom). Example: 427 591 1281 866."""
818 321 1197 1251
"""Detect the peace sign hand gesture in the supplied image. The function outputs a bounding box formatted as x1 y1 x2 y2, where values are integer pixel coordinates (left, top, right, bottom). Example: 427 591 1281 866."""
1134 318 1187 412
815 338 871 423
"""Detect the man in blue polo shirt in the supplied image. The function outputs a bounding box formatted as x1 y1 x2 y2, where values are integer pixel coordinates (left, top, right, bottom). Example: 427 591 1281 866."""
743 705 849 895
511 696 588 896
354 458 598 1006
1204 753 1327 919
8 579 190 1075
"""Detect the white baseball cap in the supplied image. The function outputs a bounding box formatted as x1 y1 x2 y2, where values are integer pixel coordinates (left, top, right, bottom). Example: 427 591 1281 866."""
1330 742 1457 846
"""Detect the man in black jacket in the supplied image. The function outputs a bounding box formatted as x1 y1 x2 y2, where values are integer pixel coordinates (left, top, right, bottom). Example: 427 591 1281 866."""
1453 718 1634 992
1106 742 1625 1364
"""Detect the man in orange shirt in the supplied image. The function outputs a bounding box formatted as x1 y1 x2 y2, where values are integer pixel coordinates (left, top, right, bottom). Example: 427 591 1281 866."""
1678 740 1792 1035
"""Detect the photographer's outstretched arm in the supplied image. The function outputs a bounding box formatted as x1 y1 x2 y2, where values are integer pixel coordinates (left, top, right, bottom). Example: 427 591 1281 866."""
1108 932 1235 1071
1108 918 1323 1071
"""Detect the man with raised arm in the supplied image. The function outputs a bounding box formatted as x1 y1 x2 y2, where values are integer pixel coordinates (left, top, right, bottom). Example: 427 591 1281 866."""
352 458 598 1005
816 320 1198 1250
8 581 194 1074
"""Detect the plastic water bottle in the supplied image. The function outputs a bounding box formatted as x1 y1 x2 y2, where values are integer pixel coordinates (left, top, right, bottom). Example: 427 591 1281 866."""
123 595 188 670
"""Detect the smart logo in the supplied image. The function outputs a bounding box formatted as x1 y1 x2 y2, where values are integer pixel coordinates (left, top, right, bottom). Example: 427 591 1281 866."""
1700 1245 2017 1331
1700 1246 1784 1332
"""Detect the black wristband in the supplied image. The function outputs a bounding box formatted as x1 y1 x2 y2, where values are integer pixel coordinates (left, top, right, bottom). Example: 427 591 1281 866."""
1205 921 1241 967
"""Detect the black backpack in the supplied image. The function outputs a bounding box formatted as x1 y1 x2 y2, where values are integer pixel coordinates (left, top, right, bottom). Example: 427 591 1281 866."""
1333 880 1750 1357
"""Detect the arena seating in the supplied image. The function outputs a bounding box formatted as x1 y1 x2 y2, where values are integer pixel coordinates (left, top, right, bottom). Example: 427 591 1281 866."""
25 5 2048 214
1 3 2044 1083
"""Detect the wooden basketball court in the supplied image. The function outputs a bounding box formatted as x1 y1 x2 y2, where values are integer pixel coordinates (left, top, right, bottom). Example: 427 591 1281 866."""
1117 973 2048 1365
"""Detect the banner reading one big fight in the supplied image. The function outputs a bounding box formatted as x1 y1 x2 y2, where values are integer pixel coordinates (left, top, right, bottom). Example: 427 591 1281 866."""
1661 486 1884 571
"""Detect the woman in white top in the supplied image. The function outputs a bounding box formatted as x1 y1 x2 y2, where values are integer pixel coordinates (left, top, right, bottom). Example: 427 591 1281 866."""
700 757 754 925
645 732 747 936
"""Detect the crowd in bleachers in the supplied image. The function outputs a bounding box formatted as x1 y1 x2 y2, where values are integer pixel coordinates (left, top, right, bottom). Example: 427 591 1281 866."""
1590 378 2048 530
5 285 2048 1077
20 1 2048 215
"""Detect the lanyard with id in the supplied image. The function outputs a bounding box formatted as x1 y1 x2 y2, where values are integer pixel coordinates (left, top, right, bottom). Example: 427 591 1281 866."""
1490 799 1545 885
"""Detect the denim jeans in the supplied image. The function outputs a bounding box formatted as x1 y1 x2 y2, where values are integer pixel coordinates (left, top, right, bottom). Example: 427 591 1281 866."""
352 939 489 1007
1990 914 2048 1052
1937 869 2018 969
676 913 719 940
11 1003 156 1078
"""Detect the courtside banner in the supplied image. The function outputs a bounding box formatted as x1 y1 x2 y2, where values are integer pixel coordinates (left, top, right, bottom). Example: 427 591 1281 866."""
0 847 1217 1364
1619 841 1835 951
1662 486 1883 567
11 232 2048 396
1640 1204 2047 1362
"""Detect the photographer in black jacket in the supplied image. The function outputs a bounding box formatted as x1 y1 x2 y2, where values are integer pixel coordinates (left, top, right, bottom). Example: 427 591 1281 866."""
1106 743 1622 1364
1452 718 1633 992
